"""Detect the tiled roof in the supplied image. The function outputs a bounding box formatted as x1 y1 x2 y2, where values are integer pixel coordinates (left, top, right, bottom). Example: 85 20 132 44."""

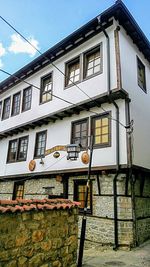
0 198 80 213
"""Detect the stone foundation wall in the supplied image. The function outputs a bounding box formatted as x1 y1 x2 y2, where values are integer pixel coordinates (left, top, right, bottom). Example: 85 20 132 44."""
0 199 79 267
135 176 150 245
0 171 150 248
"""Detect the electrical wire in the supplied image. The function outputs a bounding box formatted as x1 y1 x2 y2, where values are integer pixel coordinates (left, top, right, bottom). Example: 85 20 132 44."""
0 15 127 129
0 67 126 128
0 154 66 183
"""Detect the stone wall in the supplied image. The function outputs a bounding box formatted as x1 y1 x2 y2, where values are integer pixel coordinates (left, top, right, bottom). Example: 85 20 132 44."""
0 199 79 267
0 171 150 249
135 176 150 245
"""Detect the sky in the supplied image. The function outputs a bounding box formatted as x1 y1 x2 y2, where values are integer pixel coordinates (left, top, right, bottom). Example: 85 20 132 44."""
0 0 150 82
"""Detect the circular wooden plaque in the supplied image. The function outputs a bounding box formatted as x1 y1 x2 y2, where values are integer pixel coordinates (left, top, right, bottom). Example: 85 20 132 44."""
29 160 36 171
81 152 90 165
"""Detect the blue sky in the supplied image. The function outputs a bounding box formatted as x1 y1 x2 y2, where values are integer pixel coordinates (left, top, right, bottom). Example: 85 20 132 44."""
0 0 149 82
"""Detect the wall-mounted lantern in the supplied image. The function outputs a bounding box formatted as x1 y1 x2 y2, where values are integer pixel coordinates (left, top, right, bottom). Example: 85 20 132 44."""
66 144 81 160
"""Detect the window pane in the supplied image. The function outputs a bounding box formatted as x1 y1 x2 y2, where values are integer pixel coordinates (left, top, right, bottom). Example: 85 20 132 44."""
8 140 17 162
12 92 21 116
17 137 28 160
22 87 32 111
92 115 110 146
66 58 80 86
34 131 47 157
2 97 11 120
72 120 88 148
102 135 108 143
41 74 52 103
85 46 101 78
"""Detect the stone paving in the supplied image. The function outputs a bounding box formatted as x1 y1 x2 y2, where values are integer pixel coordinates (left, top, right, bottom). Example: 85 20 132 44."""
82 240 150 267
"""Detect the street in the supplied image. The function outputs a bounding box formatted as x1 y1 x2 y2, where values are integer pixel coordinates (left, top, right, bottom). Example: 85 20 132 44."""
82 240 150 267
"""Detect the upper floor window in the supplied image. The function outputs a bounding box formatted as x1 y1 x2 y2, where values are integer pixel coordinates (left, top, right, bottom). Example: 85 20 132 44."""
34 130 47 158
65 57 80 87
22 86 32 112
91 113 110 147
2 97 11 120
40 73 52 103
7 136 28 163
74 179 92 214
11 92 21 116
137 57 146 92
84 45 101 78
12 181 24 200
71 119 88 149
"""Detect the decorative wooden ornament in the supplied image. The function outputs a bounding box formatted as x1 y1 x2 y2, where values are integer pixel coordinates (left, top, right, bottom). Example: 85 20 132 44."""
53 151 60 158
29 160 36 171
81 152 90 164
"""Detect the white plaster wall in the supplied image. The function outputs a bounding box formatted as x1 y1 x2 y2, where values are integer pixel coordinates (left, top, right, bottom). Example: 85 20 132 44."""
119 26 150 169
0 24 117 133
0 100 127 177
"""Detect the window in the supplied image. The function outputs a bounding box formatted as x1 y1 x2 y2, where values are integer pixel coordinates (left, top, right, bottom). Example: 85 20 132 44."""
2 97 11 120
74 179 92 214
137 57 146 92
0 101 2 119
91 113 110 147
7 136 28 163
12 181 24 200
17 137 28 161
71 119 88 148
65 57 80 87
40 73 53 103
84 45 101 78
22 86 32 112
34 131 47 158
11 92 21 116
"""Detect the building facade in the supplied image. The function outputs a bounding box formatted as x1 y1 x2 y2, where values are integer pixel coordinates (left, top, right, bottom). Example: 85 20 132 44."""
0 1 150 248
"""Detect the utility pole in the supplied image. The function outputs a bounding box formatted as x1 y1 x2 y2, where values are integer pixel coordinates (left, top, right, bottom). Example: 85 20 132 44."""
77 135 94 267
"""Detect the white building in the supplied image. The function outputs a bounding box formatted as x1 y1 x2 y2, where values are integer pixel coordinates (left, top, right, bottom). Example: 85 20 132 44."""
0 1 150 248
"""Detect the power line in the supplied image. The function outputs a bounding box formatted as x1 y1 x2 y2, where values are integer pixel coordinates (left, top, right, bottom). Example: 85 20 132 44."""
0 15 127 128
0 154 66 183
0 67 126 128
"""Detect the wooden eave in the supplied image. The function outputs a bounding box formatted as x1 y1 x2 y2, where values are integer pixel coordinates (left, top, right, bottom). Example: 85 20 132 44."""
0 90 127 139
0 1 150 94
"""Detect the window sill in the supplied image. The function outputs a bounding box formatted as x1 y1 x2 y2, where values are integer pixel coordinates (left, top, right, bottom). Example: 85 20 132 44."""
64 80 81 90
83 70 102 82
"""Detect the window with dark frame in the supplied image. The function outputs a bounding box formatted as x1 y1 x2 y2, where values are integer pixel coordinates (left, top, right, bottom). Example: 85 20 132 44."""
2 97 11 120
34 131 47 158
22 87 32 112
65 57 80 87
40 73 52 103
17 137 28 161
11 92 21 116
12 181 24 200
91 114 110 147
7 136 28 163
137 57 146 92
84 45 101 78
71 119 88 149
74 179 92 214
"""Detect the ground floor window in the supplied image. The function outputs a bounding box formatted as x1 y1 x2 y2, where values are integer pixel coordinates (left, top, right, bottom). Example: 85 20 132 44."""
12 181 24 200
74 179 92 214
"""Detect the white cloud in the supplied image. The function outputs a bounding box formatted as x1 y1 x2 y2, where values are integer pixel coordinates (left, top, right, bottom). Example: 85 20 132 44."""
0 43 6 57
8 34 39 57
0 59 3 68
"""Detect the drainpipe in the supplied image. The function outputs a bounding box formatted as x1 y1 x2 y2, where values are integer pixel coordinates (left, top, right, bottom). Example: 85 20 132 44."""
98 17 120 249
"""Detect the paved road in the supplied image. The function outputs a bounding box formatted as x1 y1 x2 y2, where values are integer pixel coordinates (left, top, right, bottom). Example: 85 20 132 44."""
82 240 150 267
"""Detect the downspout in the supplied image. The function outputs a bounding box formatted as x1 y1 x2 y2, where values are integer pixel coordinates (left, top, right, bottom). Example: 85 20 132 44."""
125 99 137 247
98 17 120 249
